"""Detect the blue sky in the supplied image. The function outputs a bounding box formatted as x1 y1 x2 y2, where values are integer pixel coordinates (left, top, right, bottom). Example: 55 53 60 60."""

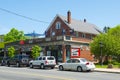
0 0 120 35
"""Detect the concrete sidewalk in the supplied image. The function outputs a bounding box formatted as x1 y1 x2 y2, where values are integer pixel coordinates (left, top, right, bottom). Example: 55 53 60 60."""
94 68 120 74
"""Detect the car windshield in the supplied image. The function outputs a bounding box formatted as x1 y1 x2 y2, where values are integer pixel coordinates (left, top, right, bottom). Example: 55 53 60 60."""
19 55 29 59
47 57 54 60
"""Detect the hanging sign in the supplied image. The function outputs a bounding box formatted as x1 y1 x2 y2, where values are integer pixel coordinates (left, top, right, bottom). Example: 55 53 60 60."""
71 48 80 58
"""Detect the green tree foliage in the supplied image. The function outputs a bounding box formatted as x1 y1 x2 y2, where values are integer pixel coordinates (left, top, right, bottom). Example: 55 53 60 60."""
90 25 120 60
4 28 26 42
8 46 15 58
31 45 41 59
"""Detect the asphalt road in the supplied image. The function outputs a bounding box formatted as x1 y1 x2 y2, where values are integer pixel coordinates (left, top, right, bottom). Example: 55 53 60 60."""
0 66 119 80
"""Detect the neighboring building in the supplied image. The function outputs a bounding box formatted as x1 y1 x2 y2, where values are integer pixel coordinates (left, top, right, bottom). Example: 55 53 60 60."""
5 11 101 63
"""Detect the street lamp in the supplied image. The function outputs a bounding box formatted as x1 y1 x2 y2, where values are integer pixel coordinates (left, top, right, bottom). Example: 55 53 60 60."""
99 42 103 66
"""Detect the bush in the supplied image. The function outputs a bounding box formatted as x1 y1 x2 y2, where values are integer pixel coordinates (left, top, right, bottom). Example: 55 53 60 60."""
118 63 120 68
111 60 119 65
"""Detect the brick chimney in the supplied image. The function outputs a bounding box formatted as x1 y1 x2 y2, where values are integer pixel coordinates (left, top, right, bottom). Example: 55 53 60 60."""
67 10 71 24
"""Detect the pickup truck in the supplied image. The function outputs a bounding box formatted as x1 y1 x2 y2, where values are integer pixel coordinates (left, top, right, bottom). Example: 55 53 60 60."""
29 56 56 69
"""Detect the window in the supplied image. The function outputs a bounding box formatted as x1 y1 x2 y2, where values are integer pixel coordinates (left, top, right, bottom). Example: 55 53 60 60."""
56 22 61 29
90 34 93 39
65 36 71 40
52 31 55 36
76 32 79 37
72 59 80 63
47 57 54 60
82 33 86 38
43 57 46 60
80 58 88 62
67 59 71 63
62 29 66 35
39 57 42 60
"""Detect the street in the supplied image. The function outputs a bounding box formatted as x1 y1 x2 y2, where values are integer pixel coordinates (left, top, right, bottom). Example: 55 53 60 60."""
0 66 119 80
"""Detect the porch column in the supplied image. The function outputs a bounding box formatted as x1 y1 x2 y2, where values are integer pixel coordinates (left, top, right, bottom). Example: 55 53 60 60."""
62 45 66 62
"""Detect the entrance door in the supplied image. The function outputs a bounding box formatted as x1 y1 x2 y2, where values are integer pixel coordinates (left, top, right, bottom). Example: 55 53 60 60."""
51 50 58 64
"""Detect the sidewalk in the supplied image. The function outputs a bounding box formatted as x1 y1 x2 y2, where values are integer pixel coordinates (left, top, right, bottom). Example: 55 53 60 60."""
94 68 120 74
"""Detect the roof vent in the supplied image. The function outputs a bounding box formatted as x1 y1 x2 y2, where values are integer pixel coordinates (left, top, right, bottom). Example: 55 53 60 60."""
84 19 86 23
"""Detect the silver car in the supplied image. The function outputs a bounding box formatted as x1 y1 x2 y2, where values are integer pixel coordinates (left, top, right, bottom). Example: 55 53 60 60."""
59 58 95 72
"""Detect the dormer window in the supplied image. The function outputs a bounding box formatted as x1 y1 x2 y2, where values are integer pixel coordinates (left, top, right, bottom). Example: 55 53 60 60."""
56 22 61 29
82 33 86 38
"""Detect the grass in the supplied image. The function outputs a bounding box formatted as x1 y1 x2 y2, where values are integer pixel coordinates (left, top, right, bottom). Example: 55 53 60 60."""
95 64 120 68
95 64 108 68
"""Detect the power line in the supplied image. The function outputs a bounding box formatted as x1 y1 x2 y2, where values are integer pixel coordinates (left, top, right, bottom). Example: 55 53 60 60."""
0 7 49 23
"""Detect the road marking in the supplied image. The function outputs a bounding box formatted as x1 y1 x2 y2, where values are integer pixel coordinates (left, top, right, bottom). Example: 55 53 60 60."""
0 69 75 80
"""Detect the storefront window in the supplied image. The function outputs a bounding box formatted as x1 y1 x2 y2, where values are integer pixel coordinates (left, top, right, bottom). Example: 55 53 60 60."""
58 50 62 62
66 49 71 61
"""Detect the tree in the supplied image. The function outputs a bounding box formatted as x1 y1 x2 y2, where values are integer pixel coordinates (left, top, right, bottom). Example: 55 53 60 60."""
90 25 120 63
103 26 110 33
8 46 15 58
4 28 26 42
31 45 42 59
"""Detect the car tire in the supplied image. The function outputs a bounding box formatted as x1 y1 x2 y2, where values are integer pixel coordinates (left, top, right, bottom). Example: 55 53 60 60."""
77 66 83 72
59 65 64 71
29 63 33 68
41 64 45 69
51 66 54 69
87 70 91 72
16 62 20 67
7 62 10 67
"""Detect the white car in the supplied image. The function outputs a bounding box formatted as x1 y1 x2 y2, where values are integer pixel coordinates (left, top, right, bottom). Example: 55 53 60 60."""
59 58 95 72
29 56 56 69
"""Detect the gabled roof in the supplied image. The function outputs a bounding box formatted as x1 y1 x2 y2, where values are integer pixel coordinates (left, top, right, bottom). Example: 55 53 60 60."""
46 14 101 35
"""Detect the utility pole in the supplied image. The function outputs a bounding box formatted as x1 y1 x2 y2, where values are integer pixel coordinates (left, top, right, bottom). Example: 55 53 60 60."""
99 42 103 66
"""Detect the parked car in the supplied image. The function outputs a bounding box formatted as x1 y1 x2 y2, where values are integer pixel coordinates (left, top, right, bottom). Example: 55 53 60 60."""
58 58 95 72
1 57 8 66
6 54 29 67
29 56 56 69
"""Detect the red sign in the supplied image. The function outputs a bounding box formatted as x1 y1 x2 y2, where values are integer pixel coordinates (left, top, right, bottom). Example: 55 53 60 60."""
71 48 80 58
20 40 25 45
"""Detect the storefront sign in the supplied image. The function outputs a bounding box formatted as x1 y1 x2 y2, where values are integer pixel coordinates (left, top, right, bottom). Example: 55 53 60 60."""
20 40 25 45
71 48 80 58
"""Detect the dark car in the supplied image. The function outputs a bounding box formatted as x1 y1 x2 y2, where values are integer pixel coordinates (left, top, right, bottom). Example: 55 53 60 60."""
1 57 8 66
6 54 29 67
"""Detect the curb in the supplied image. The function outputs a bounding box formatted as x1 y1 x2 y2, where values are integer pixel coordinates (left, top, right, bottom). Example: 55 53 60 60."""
94 69 120 74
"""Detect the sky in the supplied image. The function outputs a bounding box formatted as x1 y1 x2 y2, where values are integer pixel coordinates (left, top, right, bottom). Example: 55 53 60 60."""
0 0 120 35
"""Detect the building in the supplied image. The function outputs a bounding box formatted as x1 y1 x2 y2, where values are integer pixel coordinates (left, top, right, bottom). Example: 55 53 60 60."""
5 11 101 63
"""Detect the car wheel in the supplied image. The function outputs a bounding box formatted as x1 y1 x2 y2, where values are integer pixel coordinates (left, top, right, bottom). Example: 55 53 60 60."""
41 64 45 69
87 70 91 72
77 66 83 72
29 63 33 68
16 62 20 67
7 62 10 67
59 65 64 71
51 66 54 69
